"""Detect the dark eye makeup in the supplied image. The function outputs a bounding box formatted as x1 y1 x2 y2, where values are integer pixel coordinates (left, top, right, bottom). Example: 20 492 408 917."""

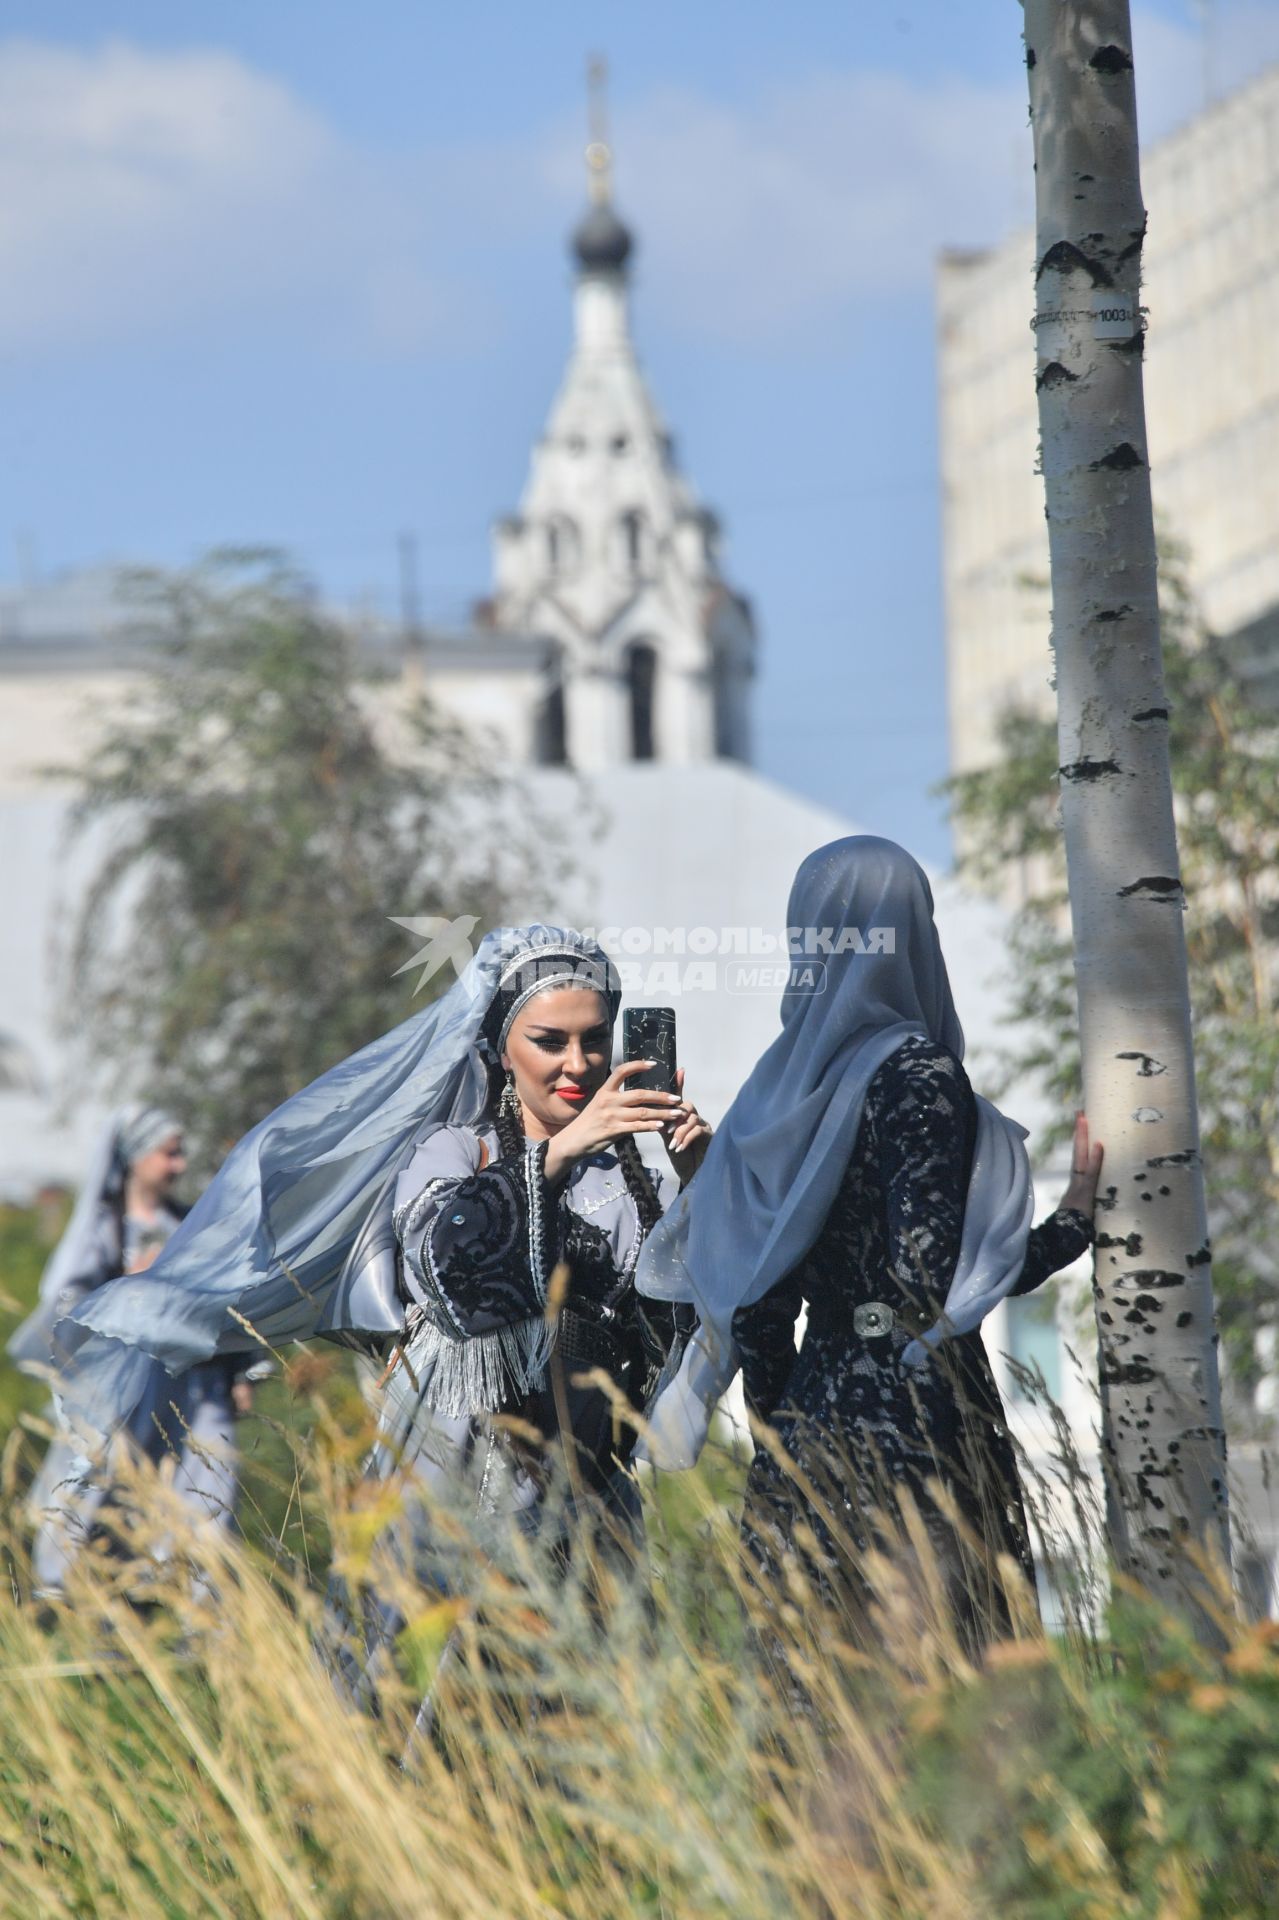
529 1027 610 1053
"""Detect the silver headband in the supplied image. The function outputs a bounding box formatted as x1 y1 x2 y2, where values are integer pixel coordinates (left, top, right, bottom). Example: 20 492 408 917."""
496 969 612 1053
492 941 619 1053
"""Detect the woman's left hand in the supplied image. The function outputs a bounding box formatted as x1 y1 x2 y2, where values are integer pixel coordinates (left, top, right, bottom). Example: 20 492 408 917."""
1059 1111 1104 1217
663 1068 712 1185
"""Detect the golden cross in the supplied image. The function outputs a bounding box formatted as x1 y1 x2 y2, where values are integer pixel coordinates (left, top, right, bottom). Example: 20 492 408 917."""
586 53 612 204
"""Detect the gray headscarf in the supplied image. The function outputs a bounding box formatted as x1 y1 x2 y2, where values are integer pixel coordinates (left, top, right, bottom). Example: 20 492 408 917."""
636 836 1034 1469
54 927 616 1443
7 1104 181 1375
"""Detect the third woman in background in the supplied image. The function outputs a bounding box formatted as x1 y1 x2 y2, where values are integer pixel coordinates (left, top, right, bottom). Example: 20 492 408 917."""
9 1106 252 1601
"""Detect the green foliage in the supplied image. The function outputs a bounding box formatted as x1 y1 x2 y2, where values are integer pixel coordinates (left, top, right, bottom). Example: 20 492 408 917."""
0 1201 65 1462
908 1596 1279 1918
945 545 1279 1397
58 551 575 1174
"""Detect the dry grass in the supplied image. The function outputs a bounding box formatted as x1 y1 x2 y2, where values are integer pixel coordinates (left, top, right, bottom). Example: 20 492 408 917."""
0 1375 1264 1920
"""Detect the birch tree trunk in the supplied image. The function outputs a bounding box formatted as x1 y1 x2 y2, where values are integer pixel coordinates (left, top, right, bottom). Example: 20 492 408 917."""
1023 0 1231 1614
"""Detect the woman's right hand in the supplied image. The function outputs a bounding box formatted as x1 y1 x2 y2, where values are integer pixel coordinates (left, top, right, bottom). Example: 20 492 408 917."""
543 1061 682 1185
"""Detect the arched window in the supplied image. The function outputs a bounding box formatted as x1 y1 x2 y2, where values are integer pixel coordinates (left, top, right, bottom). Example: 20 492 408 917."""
535 643 568 766
712 643 736 758
618 509 648 576
626 642 658 761
546 515 579 579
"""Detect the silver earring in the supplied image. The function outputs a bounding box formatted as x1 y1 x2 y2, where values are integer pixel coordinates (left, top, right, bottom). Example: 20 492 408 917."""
500 1071 522 1125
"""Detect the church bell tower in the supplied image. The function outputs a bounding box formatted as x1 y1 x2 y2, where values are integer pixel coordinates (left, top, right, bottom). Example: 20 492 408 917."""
487 62 756 772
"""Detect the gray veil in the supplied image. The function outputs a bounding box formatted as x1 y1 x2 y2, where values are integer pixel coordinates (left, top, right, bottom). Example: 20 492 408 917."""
55 926 597 1442
636 837 1034 1469
7 1105 180 1376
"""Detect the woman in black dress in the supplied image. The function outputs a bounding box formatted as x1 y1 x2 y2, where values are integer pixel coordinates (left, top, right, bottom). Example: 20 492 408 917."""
638 836 1102 1648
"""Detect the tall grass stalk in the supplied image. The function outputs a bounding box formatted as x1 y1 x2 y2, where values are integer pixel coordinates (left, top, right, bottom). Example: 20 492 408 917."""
1 1379 1273 1919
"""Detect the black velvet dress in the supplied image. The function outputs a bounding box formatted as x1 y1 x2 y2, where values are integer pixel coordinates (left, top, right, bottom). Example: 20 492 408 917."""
732 1034 1092 1646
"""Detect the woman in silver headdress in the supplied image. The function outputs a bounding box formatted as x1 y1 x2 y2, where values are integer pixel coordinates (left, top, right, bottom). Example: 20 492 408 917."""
10 1106 253 1599
329 927 711 1699
56 928 709 1620
637 837 1102 1648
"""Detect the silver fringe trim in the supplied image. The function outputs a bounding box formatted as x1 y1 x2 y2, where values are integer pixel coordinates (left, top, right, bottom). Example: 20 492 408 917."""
387 1132 559 1420
403 1312 557 1419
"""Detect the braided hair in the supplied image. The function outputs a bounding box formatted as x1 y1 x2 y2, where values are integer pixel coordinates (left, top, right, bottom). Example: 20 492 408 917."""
615 1134 663 1239
489 1059 525 1166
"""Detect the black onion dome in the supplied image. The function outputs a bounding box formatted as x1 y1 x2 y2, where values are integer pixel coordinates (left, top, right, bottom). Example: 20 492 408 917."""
571 201 634 273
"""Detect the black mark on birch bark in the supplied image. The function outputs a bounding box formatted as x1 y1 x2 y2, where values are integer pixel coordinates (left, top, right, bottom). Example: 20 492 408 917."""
1116 875 1185 904
1117 1051 1166 1077
1117 215 1147 262
1036 239 1113 287
1089 44 1134 72
1036 361 1077 390
1090 442 1145 471
1100 1360 1157 1385
1097 1230 1143 1255
1187 1244 1211 1268
1148 1148 1199 1168
1060 756 1123 782
1095 604 1133 622
1132 706 1168 723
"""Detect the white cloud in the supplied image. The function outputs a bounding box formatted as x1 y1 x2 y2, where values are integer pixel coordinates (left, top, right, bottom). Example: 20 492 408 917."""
0 38 458 356
564 9 1279 348
544 71 1034 348
2 23 1276 361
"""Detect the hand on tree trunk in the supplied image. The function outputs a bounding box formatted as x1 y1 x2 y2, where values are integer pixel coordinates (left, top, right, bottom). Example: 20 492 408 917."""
1059 1111 1104 1218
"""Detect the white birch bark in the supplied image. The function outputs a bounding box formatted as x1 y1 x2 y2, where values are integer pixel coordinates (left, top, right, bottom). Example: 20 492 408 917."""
1023 0 1231 1611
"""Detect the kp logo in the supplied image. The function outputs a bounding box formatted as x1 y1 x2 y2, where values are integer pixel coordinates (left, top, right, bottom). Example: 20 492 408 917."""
389 915 480 993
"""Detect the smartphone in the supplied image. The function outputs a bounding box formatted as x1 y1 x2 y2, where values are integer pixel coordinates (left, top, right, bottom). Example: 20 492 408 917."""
622 1006 678 1095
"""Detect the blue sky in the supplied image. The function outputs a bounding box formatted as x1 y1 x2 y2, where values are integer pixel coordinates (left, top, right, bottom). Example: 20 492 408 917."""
3 1 1277 861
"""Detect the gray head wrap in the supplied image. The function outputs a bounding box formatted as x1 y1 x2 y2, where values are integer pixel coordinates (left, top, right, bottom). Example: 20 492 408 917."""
637 836 1034 1469
481 939 622 1058
115 1106 182 1169
6 1103 182 1374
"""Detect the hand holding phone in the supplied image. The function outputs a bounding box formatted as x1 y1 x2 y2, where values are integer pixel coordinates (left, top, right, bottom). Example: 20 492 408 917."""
622 1006 678 1094
622 1007 712 1184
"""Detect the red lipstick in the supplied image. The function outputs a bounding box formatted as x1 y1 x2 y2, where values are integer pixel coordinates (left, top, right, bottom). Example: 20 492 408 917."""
555 1085 587 1103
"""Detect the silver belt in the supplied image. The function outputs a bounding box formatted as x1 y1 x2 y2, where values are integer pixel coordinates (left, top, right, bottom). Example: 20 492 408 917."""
852 1301 896 1339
